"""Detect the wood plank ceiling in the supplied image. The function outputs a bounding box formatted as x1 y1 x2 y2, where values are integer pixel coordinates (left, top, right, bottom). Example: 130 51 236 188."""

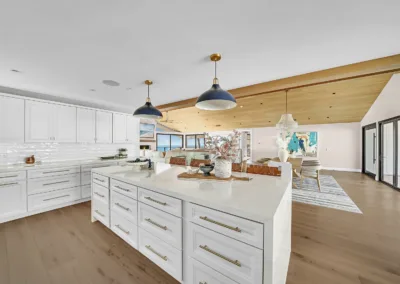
156 55 400 132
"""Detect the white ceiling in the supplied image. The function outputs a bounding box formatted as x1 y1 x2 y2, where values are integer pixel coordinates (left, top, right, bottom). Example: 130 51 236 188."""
0 0 399 113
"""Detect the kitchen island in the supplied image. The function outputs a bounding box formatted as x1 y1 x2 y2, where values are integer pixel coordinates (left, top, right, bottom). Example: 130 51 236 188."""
91 163 292 284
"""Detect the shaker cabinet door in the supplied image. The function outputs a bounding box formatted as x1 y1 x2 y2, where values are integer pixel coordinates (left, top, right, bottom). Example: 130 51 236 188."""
77 108 96 143
126 116 139 143
96 111 113 143
113 113 127 143
25 100 53 142
0 95 24 143
54 104 77 143
0 181 27 221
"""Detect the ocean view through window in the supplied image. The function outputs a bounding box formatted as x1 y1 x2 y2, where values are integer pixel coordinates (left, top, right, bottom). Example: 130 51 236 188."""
156 134 183 151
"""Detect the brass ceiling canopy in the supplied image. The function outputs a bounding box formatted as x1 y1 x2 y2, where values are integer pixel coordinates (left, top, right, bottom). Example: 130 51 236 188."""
145 80 153 85
210 53 222 62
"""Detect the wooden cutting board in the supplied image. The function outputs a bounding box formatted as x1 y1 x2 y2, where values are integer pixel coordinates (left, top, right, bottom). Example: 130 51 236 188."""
177 172 251 181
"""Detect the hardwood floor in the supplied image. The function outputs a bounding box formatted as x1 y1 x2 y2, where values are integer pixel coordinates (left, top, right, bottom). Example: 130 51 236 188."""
0 171 399 284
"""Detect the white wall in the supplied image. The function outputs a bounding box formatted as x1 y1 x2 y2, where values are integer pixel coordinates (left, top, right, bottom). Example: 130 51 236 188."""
361 74 400 126
252 122 361 171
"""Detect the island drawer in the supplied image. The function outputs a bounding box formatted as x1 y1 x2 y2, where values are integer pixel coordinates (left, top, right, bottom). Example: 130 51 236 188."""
92 173 109 188
81 185 91 199
188 257 238 284
188 223 263 284
28 173 80 195
111 210 138 249
187 203 264 249
28 166 80 179
111 190 138 224
0 171 26 182
138 187 182 217
81 171 91 186
138 228 182 282
111 179 138 200
93 198 110 227
138 203 182 250
93 183 109 205
28 187 81 212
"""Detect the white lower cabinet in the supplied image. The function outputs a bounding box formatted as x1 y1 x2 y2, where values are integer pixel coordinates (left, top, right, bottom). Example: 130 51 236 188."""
0 181 27 220
28 173 80 195
188 222 263 284
138 202 182 250
188 257 238 284
81 185 91 199
92 197 110 227
110 190 138 223
92 183 110 204
111 210 138 249
28 187 81 212
139 228 182 282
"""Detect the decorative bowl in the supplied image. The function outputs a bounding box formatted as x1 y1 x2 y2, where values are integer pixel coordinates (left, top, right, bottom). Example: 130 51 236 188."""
199 164 214 176
187 167 200 175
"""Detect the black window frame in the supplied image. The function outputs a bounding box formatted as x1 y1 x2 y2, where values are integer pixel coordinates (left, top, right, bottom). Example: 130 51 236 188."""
185 134 206 149
156 133 184 152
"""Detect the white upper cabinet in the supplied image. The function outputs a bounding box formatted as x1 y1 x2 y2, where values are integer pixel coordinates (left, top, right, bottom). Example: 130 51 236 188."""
0 95 24 143
77 108 96 143
25 100 54 142
25 100 77 143
113 114 139 143
53 105 77 143
96 111 113 143
113 113 127 143
126 116 139 143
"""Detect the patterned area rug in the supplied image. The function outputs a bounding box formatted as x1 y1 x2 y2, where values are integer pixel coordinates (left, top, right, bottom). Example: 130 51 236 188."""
293 175 362 214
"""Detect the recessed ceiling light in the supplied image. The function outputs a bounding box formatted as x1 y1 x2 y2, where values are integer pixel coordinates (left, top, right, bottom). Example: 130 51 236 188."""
102 80 120 87
11 69 21 73
327 116 330 119
215 124 221 127
329 106 333 108
332 92 336 95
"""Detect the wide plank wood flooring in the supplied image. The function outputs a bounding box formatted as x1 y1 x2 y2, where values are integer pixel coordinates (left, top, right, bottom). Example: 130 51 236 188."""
0 171 399 284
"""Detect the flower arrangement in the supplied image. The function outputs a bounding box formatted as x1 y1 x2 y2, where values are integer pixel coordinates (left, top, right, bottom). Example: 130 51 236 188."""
205 130 241 161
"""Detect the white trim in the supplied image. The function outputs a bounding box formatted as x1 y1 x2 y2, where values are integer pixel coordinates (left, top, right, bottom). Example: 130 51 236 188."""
0 197 90 224
322 167 361 173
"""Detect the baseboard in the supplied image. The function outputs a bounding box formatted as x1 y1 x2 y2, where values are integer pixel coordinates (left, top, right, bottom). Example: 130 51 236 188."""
322 167 361 173
0 197 91 224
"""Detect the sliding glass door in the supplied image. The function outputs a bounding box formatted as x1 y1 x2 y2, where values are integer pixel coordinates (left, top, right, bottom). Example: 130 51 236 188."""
362 123 377 178
379 117 399 190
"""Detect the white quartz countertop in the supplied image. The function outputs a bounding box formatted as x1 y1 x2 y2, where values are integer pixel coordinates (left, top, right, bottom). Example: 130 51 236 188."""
93 164 291 223
0 158 132 172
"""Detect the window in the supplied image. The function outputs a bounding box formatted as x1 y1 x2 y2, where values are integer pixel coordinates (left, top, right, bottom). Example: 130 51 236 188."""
156 134 183 151
186 134 205 149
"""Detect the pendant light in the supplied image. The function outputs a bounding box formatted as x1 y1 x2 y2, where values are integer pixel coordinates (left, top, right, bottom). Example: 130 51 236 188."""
276 90 298 130
133 80 163 119
195 53 237 110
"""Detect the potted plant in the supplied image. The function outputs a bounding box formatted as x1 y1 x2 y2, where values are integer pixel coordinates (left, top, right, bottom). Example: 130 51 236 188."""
205 130 241 178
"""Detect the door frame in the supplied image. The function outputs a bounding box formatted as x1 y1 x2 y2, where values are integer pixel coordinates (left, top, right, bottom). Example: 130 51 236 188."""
378 116 400 190
362 123 377 179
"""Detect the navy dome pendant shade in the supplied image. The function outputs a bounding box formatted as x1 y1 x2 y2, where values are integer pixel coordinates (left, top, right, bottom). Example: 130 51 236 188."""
133 80 163 119
195 53 237 110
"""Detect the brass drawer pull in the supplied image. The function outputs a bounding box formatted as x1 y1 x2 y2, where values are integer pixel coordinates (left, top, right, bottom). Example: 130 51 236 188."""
0 182 18 187
145 196 167 206
0 175 18 179
43 194 70 202
116 224 130 235
115 203 130 211
43 170 70 174
145 218 167 230
95 210 105 217
115 185 130 192
94 192 105 198
200 216 241 233
43 180 69 186
145 245 168 261
199 245 241 267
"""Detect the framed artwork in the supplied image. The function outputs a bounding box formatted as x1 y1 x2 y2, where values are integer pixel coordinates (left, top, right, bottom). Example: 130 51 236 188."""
140 123 155 139
287 131 318 157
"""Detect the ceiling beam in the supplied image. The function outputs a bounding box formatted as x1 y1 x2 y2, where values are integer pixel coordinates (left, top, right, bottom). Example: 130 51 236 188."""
156 54 400 112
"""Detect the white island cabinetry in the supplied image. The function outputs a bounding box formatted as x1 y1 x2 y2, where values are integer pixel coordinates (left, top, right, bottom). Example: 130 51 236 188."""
91 165 292 284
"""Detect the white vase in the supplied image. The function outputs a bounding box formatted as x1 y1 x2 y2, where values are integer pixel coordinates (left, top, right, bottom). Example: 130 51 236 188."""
278 148 289 162
214 158 232 178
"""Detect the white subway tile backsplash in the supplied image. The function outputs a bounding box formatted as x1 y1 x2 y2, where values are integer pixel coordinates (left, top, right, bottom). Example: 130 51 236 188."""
0 143 139 165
